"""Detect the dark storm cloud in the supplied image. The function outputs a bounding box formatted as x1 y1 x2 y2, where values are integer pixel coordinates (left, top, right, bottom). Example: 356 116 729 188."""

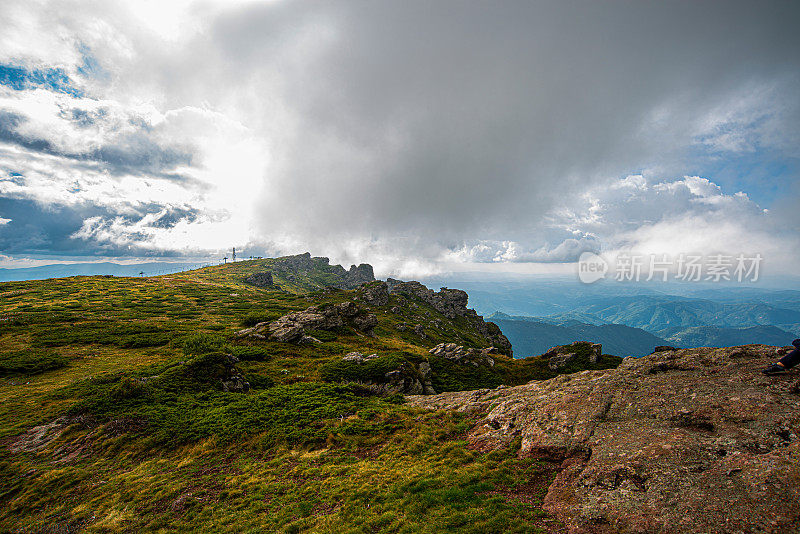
188 0 799 253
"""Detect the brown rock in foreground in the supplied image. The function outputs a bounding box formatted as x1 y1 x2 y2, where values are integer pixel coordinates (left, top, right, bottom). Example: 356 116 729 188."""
406 345 800 533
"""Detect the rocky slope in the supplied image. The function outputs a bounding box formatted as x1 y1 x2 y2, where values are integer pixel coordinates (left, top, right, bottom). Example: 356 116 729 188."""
406 344 800 533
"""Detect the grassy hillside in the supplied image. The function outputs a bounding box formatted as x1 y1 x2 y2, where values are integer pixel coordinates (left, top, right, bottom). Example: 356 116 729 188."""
0 257 620 532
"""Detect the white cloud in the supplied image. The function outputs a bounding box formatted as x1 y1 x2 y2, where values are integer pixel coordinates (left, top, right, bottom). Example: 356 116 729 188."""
544 174 799 273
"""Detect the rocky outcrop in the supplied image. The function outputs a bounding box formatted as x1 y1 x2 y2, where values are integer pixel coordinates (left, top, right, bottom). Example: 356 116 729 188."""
218 354 250 392
543 341 602 370
343 263 375 289
429 343 498 367
243 271 274 288
340 352 436 395
379 363 434 395
236 301 377 342
355 281 390 306
386 278 513 356
341 351 379 363
267 252 376 290
386 279 469 319
406 345 800 533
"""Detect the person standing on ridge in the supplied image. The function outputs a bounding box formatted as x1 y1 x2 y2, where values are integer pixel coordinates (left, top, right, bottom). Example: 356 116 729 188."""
763 339 800 374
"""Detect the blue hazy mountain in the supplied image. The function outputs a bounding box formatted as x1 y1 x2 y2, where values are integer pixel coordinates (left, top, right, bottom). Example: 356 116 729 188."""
489 312 670 358
563 295 800 335
658 325 796 348
422 275 800 350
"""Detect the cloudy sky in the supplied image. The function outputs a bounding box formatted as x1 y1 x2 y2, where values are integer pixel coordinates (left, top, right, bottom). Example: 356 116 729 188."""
0 0 798 277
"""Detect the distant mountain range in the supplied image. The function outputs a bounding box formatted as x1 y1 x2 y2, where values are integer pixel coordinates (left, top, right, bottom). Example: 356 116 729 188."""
419 276 800 356
489 312 669 358
558 295 800 335
659 325 795 348
489 311 798 359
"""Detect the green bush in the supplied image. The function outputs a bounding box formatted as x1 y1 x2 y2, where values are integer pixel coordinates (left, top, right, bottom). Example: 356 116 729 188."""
64 374 397 447
153 352 234 393
31 321 173 348
110 376 151 400
428 357 507 392
0 349 70 377
246 374 275 389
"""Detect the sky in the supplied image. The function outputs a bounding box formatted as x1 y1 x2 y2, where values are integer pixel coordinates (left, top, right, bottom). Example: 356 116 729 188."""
0 0 798 279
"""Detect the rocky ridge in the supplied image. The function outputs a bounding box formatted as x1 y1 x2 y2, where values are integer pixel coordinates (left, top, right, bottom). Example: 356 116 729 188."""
267 252 375 290
386 278 513 355
242 271 274 288
406 344 800 533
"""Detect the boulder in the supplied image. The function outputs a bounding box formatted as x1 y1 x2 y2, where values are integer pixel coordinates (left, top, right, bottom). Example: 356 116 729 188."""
338 353 436 395
406 345 800 533
341 352 379 363
543 341 602 368
429 343 497 367
547 352 576 370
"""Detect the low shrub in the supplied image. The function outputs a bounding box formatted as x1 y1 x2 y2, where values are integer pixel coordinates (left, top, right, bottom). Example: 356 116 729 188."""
319 352 420 384
428 357 507 392
31 322 174 349
182 333 226 356
0 349 70 377
305 329 337 342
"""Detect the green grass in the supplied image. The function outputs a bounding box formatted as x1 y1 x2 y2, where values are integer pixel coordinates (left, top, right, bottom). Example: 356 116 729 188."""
0 257 621 531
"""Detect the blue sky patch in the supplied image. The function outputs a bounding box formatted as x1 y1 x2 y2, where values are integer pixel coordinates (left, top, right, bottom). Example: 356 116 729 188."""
0 64 84 97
